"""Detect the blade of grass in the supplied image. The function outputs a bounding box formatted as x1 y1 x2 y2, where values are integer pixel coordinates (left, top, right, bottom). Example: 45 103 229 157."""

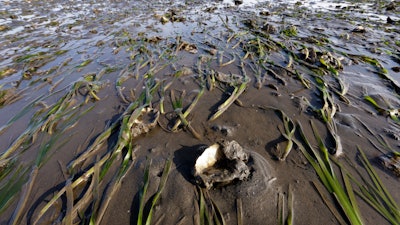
209 81 247 121
34 153 109 224
278 192 284 225
296 121 363 225
64 179 74 225
355 147 400 224
137 159 151 225
287 185 294 225
172 87 204 131
9 166 38 225
236 198 243 225
312 181 347 225
276 109 296 161
0 166 29 214
95 145 137 225
145 158 172 225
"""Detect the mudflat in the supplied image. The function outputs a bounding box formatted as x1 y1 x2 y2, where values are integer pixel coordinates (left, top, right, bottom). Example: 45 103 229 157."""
0 0 399 224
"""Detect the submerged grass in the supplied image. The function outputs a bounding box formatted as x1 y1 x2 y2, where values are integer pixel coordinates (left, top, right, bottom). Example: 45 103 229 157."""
0 164 29 215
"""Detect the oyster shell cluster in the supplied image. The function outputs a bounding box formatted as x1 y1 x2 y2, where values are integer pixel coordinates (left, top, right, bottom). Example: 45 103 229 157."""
193 140 251 188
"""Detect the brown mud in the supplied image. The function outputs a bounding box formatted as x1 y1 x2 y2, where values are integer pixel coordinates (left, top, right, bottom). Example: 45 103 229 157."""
0 0 399 224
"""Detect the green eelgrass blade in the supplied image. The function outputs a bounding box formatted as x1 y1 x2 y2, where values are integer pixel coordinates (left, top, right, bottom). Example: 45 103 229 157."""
94 145 136 225
172 87 205 131
342 170 362 222
64 179 74 225
0 93 46 135
277 192 284 225
276 109 296 161
354 147 400 224
198 187 213 225
170 89 185 110
0 166 29 214
34 154 109 224
296 121 363 225
296 122 331 191
35 134 68 168
209 196 226 225
312 181 348 225
277 186 294 225
209 81 247 121
310 121 335 179
198 186 207 225
358 148 397 206
287 185 294 225
364 95 386 114
9 166 38 225
195 182 226 225
145 158 172 225
137 159 151 225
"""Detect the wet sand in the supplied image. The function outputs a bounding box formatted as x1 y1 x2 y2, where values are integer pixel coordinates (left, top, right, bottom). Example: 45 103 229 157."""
0 0 399 224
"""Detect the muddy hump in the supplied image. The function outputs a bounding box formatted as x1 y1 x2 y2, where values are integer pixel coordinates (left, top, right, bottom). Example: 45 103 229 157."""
168 145 277 225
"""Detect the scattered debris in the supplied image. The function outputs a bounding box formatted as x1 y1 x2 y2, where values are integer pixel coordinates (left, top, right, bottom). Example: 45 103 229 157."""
211 124 236 137
234 0 243 6
378 152 400 177
352 25 366 33
262 23 277 34
131 108 160 137
178 41 198 54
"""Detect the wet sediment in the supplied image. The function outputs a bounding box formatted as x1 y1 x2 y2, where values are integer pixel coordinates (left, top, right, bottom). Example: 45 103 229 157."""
0 0 399 224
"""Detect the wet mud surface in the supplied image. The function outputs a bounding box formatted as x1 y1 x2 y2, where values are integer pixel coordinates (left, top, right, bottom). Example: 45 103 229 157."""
1 0 400 224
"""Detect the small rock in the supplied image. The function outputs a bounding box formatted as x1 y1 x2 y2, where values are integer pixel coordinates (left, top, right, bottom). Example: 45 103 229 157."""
212 124 235 136
160 16 169 24
377 152 400 177
387 17 396 24
386 2 396 11
262 23 277 34
234 0 243 5
352 26 366 33
392 67 400 73
243 19 258 29
260 11 270 16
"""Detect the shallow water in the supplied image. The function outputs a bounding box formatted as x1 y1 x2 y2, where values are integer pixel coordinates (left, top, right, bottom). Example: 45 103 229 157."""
1 0 399 224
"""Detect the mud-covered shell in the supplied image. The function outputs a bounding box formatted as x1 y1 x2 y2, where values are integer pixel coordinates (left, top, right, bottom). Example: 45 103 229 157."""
193 140 251 188
131 108 159 137
378 152 400 177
